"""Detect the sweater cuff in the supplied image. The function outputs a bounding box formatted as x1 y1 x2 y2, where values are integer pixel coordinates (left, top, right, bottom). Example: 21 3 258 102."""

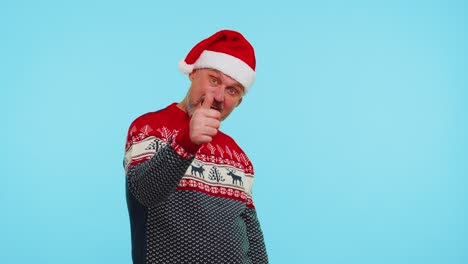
171 125 201 158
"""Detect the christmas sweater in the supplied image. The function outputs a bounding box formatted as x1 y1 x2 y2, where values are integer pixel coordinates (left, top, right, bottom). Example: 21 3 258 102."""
124 103 268 264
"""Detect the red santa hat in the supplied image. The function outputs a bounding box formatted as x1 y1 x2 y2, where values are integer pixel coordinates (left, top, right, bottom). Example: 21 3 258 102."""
178 30 256 93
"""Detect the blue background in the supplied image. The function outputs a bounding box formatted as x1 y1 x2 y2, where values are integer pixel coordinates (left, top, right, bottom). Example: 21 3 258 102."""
2 0 467 263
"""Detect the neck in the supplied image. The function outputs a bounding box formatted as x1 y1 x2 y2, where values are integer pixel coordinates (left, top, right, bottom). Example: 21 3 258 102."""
176 99 188 113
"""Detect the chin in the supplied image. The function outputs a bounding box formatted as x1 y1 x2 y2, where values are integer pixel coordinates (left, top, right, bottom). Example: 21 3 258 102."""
220 113 230 121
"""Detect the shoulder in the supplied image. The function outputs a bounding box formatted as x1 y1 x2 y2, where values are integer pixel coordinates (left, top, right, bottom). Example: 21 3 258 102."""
127 103 180 133
129 107 169 130
215 130 243 151
217 130 236 145
211 131 254 174
124 105 173 148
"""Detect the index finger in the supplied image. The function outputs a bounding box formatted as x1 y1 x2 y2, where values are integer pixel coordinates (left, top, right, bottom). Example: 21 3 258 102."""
201 93 214 109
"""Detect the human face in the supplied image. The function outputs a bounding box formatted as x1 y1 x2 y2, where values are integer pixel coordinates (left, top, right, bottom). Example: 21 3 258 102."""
184 68 244 121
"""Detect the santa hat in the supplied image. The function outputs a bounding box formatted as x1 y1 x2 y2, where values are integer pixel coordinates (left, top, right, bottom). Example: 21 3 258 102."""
178 30 256 93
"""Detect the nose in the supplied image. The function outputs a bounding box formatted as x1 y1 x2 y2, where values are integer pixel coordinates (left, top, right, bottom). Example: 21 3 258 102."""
213 85 225 102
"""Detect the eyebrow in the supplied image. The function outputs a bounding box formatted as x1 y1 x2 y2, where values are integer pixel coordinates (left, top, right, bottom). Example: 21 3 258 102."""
208 69 244 91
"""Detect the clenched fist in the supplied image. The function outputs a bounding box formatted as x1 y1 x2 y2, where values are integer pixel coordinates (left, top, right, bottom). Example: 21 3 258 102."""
189 94 221 145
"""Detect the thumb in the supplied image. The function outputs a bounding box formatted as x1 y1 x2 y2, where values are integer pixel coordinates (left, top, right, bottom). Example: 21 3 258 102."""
201 93 214 109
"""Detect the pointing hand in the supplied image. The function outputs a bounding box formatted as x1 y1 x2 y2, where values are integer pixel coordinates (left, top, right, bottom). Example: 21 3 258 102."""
189 94 221 145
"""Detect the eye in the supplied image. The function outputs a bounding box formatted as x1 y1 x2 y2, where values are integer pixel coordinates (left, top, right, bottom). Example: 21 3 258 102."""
209 77 218 85
227 87 239 95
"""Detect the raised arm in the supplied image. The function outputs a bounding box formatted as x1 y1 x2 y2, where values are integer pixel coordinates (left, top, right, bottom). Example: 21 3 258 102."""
125 126 197 207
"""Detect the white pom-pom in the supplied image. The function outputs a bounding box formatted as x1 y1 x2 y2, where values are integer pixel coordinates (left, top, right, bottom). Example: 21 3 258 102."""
178 59 194 74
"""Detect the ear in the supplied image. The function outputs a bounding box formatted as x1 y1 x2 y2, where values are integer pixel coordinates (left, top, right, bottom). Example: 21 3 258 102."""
188 69 198 81
236 97 243 107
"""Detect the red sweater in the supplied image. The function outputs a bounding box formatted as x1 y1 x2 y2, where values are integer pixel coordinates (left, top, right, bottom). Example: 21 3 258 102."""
124 103 268 263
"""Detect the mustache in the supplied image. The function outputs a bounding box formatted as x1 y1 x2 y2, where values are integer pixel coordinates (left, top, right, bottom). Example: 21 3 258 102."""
199 96 224 112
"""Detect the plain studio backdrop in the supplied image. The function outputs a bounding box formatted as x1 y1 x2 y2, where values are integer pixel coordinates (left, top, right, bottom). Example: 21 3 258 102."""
2 0 467 263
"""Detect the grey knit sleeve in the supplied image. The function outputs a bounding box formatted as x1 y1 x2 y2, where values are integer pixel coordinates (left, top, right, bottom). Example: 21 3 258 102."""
126 144 194 207
242 207 269 263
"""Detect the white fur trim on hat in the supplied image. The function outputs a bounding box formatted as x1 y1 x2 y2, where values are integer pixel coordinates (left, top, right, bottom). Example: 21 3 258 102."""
179 50 256 93
178 60 194 74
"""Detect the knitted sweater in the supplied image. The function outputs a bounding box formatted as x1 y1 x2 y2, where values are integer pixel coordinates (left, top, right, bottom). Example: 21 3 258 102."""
124 103 268 264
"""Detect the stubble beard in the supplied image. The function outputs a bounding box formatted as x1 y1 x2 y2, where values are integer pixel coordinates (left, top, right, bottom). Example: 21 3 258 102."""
185 93 201 117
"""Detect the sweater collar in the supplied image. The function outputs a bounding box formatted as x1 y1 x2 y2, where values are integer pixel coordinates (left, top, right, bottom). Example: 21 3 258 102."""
167 102 190 120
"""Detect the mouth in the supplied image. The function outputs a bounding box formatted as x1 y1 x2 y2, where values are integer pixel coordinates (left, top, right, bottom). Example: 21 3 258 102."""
210 105 223 112
200 97 223 112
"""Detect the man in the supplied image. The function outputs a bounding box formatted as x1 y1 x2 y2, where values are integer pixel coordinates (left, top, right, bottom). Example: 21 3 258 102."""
124 30 268 263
